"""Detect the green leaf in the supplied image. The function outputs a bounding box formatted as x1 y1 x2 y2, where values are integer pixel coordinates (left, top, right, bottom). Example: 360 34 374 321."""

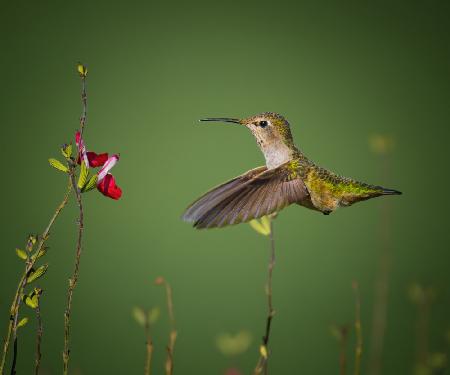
77 63 88 77
31 247 48 261
24 295 39 309
259 344 268 359
15 248 28 260
132 306 146 326
48 158 69 173
17 317 28 328
77 161 89 189
27 264 48 284
82 174 98 192
216 331 252 356
61 144 73 159
148 307 160 324
249 216 271 236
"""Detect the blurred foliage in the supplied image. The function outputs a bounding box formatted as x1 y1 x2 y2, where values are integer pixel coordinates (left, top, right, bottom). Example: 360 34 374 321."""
216 331 252 357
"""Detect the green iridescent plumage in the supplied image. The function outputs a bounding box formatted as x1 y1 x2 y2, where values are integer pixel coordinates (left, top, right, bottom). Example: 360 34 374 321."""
183 112 401 228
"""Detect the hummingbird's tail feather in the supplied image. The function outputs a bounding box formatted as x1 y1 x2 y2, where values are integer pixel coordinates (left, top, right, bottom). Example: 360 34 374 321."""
182 161 310 229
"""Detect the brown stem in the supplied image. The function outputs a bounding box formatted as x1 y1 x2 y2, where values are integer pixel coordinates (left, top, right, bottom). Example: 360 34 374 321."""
34 304 43 375
163 282 176 375
63 165 84 375
338 326 349 375
63 71 87 375
144 322 153 375
353 282 362 375
10 338 17 375
0 182 72 375
254 219 276 375
78 76 87 140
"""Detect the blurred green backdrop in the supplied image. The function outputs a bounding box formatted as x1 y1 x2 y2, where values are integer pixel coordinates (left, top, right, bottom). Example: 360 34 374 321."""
1 0 449 374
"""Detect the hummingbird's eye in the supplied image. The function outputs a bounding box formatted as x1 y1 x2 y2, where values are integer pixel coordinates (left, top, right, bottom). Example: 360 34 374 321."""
259 120 268 128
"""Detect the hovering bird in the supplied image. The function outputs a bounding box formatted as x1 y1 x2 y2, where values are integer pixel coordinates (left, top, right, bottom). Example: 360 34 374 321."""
183 112 401 229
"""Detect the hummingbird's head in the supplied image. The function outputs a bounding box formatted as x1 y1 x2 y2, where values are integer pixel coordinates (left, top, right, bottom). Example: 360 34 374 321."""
241 112 294 146
200 112 296 169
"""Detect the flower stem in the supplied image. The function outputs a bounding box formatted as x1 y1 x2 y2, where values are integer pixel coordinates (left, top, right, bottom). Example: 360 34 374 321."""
63 71 87 375
0 181 72 375
63 163 84 375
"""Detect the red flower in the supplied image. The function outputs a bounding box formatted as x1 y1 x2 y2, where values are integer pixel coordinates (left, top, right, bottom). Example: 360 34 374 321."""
86 152 109 167
75 132 122 200
97 155 122 200
75 132 109 167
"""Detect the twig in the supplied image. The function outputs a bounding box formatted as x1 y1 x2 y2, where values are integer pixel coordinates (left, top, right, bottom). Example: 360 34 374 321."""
164 281 176 375
10 339 17 375
78 67 87 140
156 278 176 375
34 303 43 375
63 69 87 375
144 320 153 375
0 182 72 375
337 326 349 375
353 282 362 375
254 219 276 375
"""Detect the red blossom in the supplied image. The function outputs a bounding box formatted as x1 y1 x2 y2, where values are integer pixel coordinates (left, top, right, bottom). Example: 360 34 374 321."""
75 132 122 200
77 152 109 167
97 173 122 200
97 154 122 200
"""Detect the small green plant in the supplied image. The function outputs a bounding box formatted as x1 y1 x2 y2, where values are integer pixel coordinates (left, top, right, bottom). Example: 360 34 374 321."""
0 64 122 375
132 306 160 375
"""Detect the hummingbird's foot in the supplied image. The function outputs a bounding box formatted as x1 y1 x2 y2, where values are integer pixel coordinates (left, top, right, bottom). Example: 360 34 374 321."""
322 210 332 215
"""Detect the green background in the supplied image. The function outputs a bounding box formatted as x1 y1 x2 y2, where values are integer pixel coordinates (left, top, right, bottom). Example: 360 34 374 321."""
1 0 449 374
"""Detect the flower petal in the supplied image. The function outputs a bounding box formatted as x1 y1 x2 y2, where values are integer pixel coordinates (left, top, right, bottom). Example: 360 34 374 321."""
97 173 122 200
97 154 119 182
75 131 89 167
86 152 109 167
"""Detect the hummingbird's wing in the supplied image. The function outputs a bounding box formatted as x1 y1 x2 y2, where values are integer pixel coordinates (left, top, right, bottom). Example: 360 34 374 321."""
182 166 267 224
182 162 309 229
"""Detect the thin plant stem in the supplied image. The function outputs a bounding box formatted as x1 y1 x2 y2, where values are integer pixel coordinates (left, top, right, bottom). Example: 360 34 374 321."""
10 339 17 375
163 281 176 375
353 282 362 375
338 326 349 375
254 219 276 375
144 321 153 375
63 161 84 375
78 72 87 139
34 303 43 375
0 181 72 375
63 71 87 375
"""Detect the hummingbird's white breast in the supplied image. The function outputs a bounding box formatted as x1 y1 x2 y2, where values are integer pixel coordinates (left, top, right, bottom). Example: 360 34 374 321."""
249 125 293 169
260 141 293 169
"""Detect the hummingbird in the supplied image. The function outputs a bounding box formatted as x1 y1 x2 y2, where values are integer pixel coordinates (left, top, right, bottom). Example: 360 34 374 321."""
183 112 401 229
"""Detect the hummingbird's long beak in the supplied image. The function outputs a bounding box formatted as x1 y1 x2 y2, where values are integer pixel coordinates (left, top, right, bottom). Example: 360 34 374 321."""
200 118 242 125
